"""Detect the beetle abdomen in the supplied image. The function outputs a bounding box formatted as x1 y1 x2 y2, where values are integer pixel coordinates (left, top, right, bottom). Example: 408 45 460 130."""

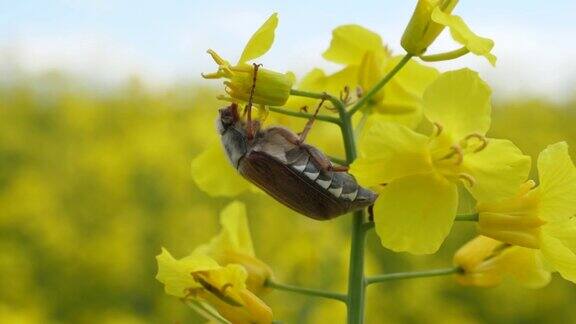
238 148 377 220
285 147 376 204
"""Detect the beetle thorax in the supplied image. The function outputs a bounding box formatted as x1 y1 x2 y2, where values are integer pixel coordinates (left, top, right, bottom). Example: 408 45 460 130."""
220 121 250 168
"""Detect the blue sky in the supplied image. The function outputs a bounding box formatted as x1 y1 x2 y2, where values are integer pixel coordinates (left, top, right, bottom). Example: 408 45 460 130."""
1 0 576 100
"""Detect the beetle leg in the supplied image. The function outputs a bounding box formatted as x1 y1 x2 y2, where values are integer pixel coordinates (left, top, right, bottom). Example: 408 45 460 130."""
268 126 349 172
245 63 262 141
298 95 326 143
304 144 349 173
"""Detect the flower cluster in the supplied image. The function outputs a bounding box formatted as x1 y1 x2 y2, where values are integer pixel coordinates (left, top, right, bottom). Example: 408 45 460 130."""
157 2 576 322
156 201 273 323
455 142 576 287
350 68 531 254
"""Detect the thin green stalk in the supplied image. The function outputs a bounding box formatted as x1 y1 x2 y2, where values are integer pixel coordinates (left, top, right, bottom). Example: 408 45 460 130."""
268 106 341 124
348 53 413 116
455 213 479 222
419 47 470 62
365 267 461 285
289 89 343 114
266 280 347 302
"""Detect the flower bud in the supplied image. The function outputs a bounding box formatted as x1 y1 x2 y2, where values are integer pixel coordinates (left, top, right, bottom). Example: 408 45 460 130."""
401 0 459 55
203 50 294 106
206 289 273 324
453 235 550 288
453 236 510 287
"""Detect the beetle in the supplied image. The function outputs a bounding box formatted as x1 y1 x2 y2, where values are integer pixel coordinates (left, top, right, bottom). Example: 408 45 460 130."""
216 65 377 220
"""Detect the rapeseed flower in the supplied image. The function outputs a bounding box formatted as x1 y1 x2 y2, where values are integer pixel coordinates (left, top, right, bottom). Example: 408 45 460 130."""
156 201 273 323
454 236 550 288
477 142 576 283
202 13 294 106
350 68 530 254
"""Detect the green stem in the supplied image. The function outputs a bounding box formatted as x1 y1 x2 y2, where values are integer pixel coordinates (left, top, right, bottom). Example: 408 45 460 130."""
266 280 347 303
455 213 479 222
365 267 460 285
268 106 341 124
289 89 344 114
348 53 413 116
361 222 374 232
339 112 367 324
419 47 470 62
347 210 366 323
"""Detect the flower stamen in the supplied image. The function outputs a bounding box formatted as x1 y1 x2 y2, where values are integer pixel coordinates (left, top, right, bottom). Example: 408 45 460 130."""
433 122 443 137
462 133 489 152
459 173 476 187
440 145 463 164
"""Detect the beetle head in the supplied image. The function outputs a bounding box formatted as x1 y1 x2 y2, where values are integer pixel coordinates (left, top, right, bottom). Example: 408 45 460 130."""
217 103 241 135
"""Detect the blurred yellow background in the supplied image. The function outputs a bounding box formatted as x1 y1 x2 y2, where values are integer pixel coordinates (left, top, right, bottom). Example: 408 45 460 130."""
1 72 575 323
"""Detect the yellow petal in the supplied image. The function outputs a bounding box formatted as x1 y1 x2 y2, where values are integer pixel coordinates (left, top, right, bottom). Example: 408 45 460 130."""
285 66 358 110
541 224 576 283
423 68 492 139
536 141 576 222
358 51 387 102
324 66 360 95
497 247 551 288
386 55 439 101
545 219 576 253
454 238 550 288
191 143 253 197
238 13 279 64
322 24 387 65
219 201 255 256
463 138 531 202
374 56 439 127
431 8 496 66
350 121 432 186
155 248 219 298
196 201 255 257
211 289 273 324
374 173 458 254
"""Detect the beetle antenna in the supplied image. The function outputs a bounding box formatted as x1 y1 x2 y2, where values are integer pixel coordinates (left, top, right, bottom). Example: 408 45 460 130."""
245 63 262 141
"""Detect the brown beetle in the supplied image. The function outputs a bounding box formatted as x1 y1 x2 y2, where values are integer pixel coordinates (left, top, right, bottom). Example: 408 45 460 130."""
216 66 377 220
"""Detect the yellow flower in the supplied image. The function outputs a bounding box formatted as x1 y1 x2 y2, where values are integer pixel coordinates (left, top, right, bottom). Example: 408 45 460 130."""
156 201 273 323
401 0 460 55
287 24 438 128
477 142 576 283
202 13 294 106
454 236 551 288
401 1 496 65
350 68 531 254
195 201 273 295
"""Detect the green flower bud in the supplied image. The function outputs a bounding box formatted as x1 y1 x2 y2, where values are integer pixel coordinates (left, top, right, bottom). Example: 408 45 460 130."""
401 0 459 55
